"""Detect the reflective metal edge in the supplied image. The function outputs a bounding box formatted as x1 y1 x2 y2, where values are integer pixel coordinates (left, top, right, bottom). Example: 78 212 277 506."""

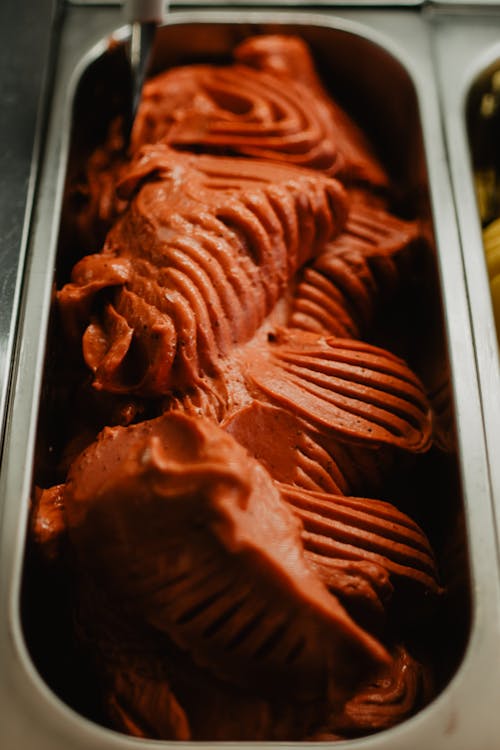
430 3 500 611
0 0 57 474
0 6 499 750
428 2 500 7
68 1 425 6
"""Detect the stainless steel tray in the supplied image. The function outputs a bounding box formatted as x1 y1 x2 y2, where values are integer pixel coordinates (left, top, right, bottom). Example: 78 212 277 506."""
431 7 500 566
1 6 499 749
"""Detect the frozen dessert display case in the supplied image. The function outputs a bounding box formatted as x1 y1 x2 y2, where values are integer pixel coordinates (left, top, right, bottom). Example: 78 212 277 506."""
1 2 500 750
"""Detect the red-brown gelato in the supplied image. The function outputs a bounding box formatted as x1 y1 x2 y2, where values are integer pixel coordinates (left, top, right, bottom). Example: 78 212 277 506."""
30 33 444 742
65 413 389 699
131 36 388 189
59 147 347 396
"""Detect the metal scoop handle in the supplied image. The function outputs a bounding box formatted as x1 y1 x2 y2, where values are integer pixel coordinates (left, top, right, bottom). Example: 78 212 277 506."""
124 0 168 143
125 0 167 24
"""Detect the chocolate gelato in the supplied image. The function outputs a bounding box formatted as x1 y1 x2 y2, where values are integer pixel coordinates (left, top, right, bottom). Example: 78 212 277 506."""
30 33 447 741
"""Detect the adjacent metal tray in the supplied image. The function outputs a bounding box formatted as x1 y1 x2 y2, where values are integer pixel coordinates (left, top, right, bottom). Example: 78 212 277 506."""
431 6 500 566
1 5 500 749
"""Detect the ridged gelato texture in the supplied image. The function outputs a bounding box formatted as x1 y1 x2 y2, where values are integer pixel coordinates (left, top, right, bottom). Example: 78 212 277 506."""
32 33 445 741
131 35 388 187
60 147 347 396
65 414 389 698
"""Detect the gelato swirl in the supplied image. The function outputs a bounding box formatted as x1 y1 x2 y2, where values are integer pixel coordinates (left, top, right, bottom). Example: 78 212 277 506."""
59 147 347 396
31 33 445 742
64 412 389 701
132 36 389 188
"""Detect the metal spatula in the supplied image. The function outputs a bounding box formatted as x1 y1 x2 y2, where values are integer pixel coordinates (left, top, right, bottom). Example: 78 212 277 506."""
124 0 168 142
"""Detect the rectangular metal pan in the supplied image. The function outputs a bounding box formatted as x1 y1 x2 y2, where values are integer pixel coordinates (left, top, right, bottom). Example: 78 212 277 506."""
1 6 499 749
